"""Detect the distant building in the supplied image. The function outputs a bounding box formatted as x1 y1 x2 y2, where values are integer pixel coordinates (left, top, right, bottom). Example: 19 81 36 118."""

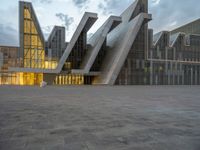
0 46 18 85
0 0 200 85
149 31 200 85
149 18 200 85
171 19 200 35
46 26 66 60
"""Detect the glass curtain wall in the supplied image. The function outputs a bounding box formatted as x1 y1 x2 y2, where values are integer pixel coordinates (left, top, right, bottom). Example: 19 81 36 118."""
23 8 45 69
53 74 84 85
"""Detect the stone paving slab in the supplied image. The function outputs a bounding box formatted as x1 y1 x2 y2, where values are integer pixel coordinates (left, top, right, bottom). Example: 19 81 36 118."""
0 85 200 150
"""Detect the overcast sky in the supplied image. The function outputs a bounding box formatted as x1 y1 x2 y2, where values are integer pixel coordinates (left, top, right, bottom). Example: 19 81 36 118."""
0 0 200 46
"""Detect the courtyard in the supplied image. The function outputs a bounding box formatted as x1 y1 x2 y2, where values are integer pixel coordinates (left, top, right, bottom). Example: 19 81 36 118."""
0 85 200 150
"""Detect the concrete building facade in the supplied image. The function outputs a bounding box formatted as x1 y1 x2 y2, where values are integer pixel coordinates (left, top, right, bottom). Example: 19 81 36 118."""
46 26 66 60
149 31 200 85
0 0 200 85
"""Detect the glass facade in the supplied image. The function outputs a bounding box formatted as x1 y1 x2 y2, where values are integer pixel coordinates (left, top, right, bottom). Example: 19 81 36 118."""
0 46 18 85
46 26 66 59
65 31 87 69
23 8 45 69
149 32 200 85
0 72 43 85
53 74 84 85
90 40 107 71
0 4 45 86
0 45 43 85
0 46 18 71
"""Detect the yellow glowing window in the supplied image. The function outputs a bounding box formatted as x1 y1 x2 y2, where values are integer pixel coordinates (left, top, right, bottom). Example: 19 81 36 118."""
31 35 38 46
24 8 31 19
38 38 42 47
31 22 37 34
24 35 31 46
23 6 45 69
24 49 31 59
24 20 31 33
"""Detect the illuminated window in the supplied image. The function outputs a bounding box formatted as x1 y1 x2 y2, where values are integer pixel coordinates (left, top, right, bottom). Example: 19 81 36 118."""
0 72 43 85
23 7 45 69
53 74 84 85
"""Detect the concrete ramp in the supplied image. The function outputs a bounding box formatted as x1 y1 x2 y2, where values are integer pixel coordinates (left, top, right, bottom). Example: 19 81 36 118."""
72 16 121 74
93 13 152 85
56 12 98 72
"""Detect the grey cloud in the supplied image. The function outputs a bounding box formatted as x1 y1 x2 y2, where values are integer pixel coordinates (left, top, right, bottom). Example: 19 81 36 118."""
0 24 18 46
98 3 109 15
149 0 200 34
32 0 52 4
97 0 200 34
98 0 131 15
73 0 90 9
42 26 54 40
42 26 52 33
55 13 74 30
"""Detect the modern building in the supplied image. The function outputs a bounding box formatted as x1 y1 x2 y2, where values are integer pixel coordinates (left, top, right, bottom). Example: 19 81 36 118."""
171 19 200 35
0 0 200 85
0 46 19 85
149 33 200 85
149 18 200 85
46 26 66 60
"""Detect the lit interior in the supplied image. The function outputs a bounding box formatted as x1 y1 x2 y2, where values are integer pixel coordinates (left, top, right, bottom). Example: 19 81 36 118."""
54 74 84 85
23 8 45 69
0 72 43 85
44 60 58 69
0 5 86 86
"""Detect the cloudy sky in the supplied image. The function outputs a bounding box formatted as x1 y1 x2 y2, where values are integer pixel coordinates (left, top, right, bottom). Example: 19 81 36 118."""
0 0 200 46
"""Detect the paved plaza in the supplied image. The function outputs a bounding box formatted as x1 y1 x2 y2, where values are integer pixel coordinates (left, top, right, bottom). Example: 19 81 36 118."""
0 85 200 150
